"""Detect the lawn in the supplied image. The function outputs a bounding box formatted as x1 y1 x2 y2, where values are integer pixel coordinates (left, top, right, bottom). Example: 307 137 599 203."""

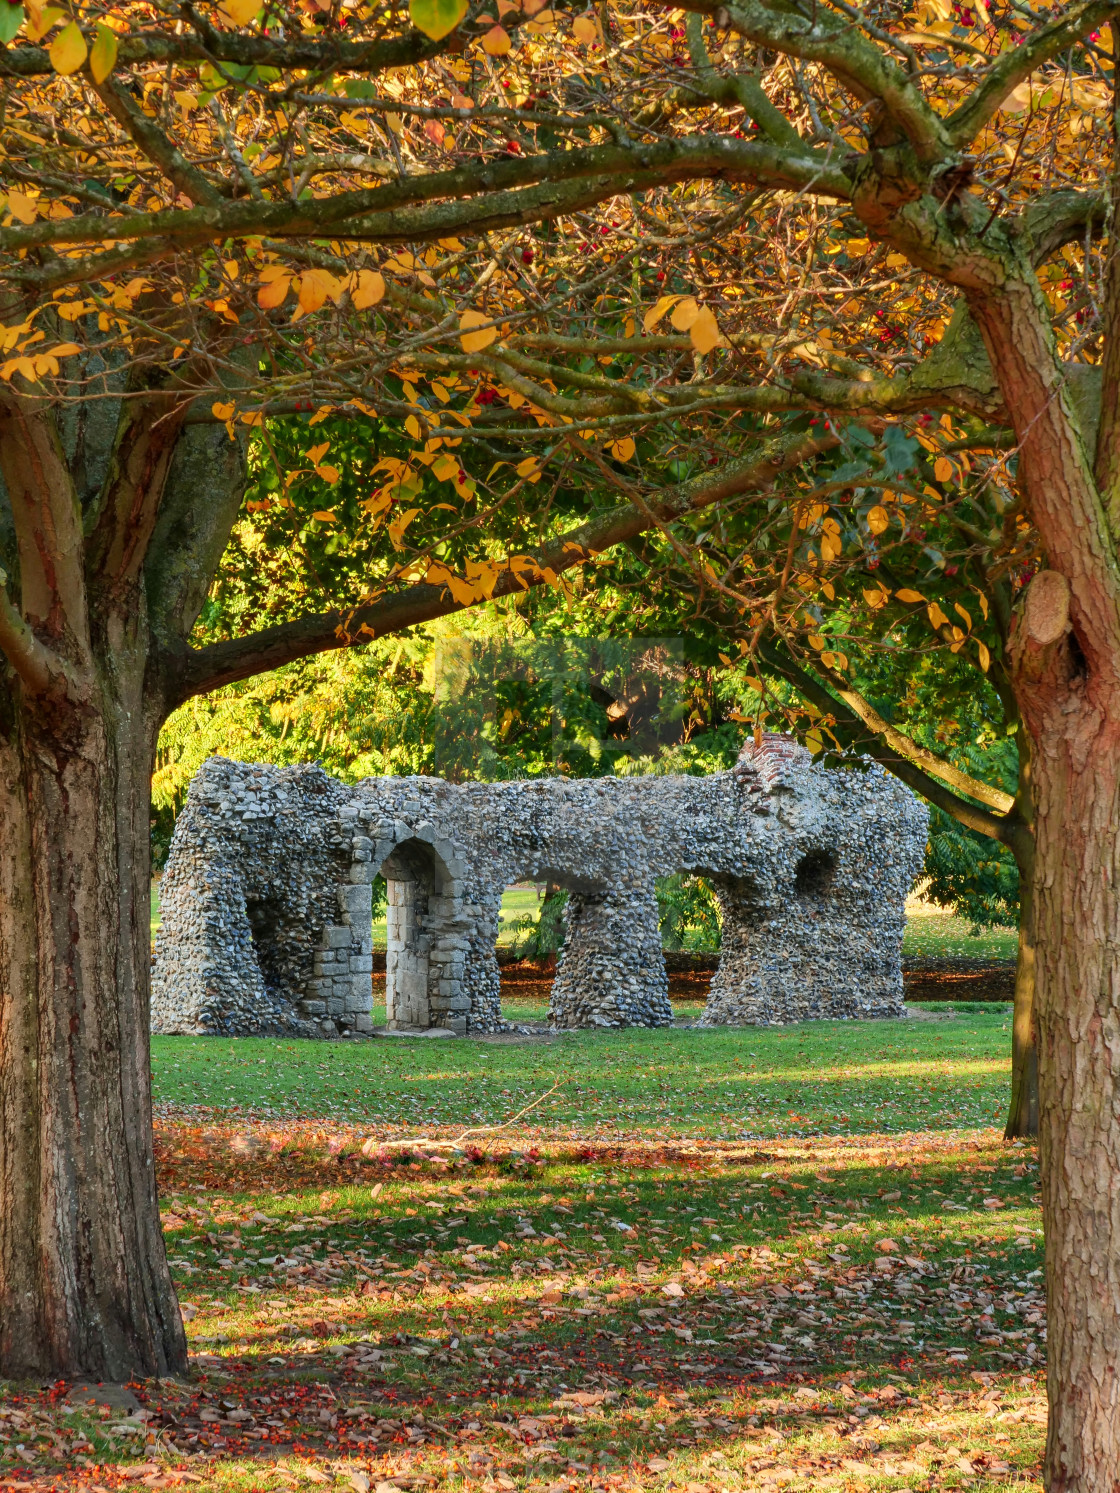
0 1010 1046 1492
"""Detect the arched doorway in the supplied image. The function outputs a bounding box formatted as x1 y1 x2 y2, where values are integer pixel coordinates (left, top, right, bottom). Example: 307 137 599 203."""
380 837 454 1030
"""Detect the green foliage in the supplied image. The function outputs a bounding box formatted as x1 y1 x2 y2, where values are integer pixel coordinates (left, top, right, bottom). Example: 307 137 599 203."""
655 873 722 951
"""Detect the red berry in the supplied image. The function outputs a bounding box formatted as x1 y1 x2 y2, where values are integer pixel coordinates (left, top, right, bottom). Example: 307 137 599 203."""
522 247 534 264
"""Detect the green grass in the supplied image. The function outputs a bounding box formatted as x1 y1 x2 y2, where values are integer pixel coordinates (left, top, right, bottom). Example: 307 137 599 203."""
8 1016 1045 1489
152 1006 1012 1138
901 910 1017 960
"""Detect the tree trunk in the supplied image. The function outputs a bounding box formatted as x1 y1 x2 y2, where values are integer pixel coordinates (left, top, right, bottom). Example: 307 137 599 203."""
0 665 187 1381
1005 836 1038 1141
1031 719 1120 1488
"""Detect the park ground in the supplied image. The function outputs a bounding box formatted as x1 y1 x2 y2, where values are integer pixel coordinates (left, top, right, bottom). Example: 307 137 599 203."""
0 999 1047 1493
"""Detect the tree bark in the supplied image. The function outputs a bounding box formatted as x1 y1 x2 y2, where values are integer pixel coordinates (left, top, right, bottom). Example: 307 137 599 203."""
1004 850 1038 1141
1030 713 1120 1489
0 666 187 1381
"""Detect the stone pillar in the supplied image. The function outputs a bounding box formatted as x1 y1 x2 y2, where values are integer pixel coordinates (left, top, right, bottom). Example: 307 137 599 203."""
549 885 671 1028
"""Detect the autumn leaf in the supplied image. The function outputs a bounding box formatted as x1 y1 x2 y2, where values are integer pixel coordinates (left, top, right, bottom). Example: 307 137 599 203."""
257 268 291 309
306 443 330 465
350 269 386 309
460 309 498 353
608 436 636 461
933 456 955 483
221 0 261 22
927 601 951 630
670 297 700 331
643 295 679 332
866 505 890 535
895 588 925 603
89 22 118 82
5 191 38 225
689 306 721 354
49 21 87 75
387 507 420 549
297 269 342 314
315 465 340 484
410 0 468 39
482 23 511 52
572 12 602 43
311 509 337 523
976 639 991 671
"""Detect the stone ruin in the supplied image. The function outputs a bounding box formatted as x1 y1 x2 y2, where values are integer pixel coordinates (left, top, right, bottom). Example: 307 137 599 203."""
151 735 927 1037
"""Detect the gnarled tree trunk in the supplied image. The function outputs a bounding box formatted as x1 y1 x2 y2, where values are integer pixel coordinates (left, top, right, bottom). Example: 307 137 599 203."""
0 666 186 1380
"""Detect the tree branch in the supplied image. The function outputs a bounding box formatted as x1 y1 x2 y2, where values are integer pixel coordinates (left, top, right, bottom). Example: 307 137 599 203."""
754 640 1019 841
0 135 851 260
91 75 224 207
679 0 953 164
169 431 837 704
946 0 1120 147
0 576 63 696
0 22 451 79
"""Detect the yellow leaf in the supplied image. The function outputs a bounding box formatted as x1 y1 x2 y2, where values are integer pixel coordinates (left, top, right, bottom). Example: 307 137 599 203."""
297 268 342 314
976 591 989 621
863 587 888 609
89 23 118 83
482 22 511 52
670 297 700 331
976 639 991 672
805 727 824 754
212 400 236 421
459 309 498 353
350 269 385 309
387 507 420 549
45 341 80 359
49 21 87 75
933 456 954 483
410 0 468 39
307 442 330 464
524 7 556 32
572 12 601 42
954 601 973 630
311 509 337 523
808 634 825 650
643 294 679 332
689 306 721 355
515 456 541 478
5 191 38 225
404 414 423 441
895 588 924 603
608 437 636 462
221 0 260 21
315 464 340 484
866 505 889 535
927 601 950 630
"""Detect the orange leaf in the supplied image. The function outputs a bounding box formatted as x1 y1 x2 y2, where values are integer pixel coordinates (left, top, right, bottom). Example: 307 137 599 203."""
257 272 291 309
350 269 385 309
482 22 511 51
297 268 342 314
